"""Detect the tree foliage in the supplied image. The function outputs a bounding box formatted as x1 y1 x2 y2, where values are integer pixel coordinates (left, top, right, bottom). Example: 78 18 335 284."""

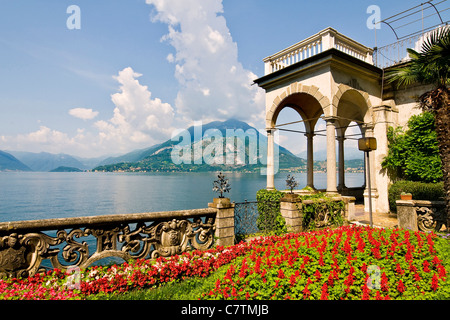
382 112 442 183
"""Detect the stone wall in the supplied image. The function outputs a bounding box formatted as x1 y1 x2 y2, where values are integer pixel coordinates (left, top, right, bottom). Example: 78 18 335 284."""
279 193 355 232
396 199 446 232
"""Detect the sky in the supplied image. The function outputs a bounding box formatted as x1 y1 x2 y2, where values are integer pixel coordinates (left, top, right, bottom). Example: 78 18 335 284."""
0 0 448 159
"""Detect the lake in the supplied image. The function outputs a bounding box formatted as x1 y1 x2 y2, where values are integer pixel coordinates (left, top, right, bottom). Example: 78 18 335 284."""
0 171 364 223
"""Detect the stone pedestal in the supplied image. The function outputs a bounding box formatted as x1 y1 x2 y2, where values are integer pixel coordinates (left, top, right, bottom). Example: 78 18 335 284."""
208 198 235 247
280 193 302 233
396 200 417 231
363 188 379 213
341 196 356 221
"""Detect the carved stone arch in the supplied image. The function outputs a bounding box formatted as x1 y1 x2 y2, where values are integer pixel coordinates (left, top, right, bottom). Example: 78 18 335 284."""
334 83 373 126
265 82 330 129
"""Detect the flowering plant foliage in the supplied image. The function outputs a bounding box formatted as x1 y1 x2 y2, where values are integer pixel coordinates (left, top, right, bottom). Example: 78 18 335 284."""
0 225 448 300
202 226 448 300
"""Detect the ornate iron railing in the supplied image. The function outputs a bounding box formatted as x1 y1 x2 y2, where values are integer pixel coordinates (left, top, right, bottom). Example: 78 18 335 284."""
234 200 280 239
0 208 216 278
373 25 449 68
234 200 259 237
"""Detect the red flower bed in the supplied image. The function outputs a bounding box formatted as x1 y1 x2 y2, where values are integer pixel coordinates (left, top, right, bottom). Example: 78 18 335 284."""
0 240 254 300
202 226 447 300
0 225 447 300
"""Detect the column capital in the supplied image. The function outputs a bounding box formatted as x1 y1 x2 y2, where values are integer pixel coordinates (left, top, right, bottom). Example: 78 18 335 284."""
361 123 374 131
373 105 393 112
323 116 338 123
304 132 316 139
336 136 346 142
266 128 278 134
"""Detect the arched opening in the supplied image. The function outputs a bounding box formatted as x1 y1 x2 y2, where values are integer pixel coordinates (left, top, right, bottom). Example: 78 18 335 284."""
268 92 325 191
336 89 371 203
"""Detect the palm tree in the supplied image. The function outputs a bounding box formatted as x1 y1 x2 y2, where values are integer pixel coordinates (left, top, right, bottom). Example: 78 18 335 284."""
387 26 450 231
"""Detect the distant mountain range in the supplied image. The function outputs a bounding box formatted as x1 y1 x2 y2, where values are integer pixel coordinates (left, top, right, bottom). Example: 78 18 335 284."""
93 119 306 172
0 150 32 172
0 119 364 173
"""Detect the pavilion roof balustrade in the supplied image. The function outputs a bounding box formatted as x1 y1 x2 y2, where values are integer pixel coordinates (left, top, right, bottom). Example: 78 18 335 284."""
263 27 374 75
263 25 449 73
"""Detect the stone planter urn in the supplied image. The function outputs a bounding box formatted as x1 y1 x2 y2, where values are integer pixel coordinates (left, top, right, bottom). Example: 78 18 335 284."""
281 193 300 202
211 197 231 208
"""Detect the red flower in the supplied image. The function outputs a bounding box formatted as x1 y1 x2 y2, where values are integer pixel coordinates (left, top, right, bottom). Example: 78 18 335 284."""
414 273 421 282
314 269 321 281
397 280 406 293
423 260 431 273
320 283 329 300
395 263 404 275
381 273 389 292
361 283 370 300
431 274 439 292
438 265 447 279
277 269 285 279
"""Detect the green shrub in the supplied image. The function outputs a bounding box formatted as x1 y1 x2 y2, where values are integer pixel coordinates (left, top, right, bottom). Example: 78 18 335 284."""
382 112 443 183
388 180 445 212
298 193 344 230
256 189 287 235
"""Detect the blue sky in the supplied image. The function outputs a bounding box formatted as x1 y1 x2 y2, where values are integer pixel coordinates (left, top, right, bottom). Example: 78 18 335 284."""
0 0 447 158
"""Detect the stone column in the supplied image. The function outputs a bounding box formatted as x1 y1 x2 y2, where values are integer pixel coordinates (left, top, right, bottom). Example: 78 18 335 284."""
337 136 346 191
266 128 276 190
373 105 395 213
325 117 338 194
305 133 315 189
208 197 235 246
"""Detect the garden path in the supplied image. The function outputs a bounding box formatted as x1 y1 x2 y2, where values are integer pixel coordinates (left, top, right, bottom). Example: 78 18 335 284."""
349 205 398 229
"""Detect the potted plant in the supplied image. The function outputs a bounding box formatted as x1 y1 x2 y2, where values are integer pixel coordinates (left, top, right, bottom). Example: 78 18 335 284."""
400 192 412 201
212 172 231 206
282 175 300 202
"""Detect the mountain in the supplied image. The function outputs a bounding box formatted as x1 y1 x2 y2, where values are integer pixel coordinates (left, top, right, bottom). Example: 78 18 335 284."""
297 148 364 161
93 119 306 172
49 166 83 172
96 144 163 166
0 150 32 172
8 151 88 172
73 155 112 169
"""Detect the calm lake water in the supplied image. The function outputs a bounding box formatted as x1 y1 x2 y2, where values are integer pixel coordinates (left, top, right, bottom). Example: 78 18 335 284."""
0 171 364 223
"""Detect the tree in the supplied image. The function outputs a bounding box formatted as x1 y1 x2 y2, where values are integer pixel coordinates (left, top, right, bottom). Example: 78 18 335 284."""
382 112 442 183
387 26 450 230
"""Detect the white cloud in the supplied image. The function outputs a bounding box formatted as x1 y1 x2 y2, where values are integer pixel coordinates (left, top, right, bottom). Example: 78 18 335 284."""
69 108 99 120
93 67 175 153
2 126 88 155
2 1 268 158
146 0 264 126
2 67 176 157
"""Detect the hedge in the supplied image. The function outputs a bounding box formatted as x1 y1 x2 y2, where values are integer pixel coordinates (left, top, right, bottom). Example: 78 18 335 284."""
388 180 445 213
